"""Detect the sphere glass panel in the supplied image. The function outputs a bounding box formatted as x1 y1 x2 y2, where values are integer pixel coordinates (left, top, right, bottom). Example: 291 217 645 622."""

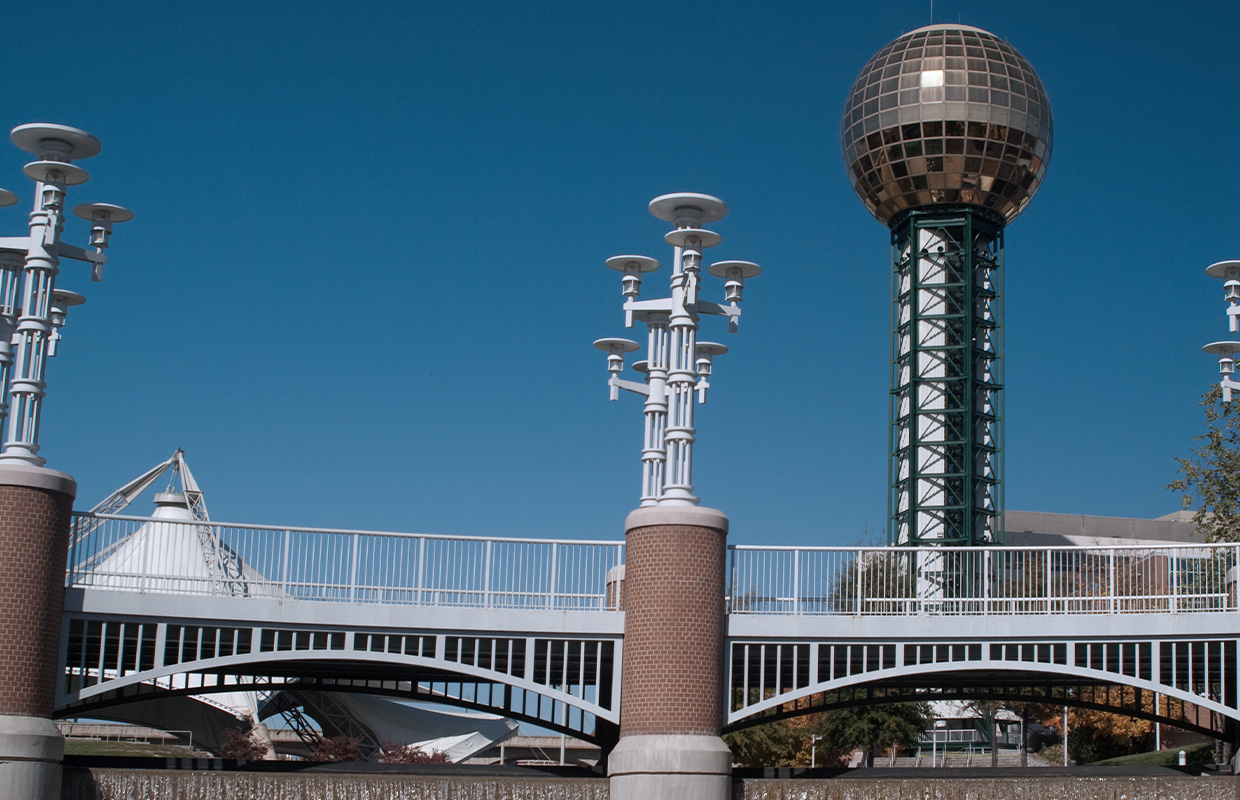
842 24 1053 226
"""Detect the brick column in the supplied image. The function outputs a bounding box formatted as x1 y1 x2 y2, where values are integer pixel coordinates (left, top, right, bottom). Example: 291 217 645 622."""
0 465 76 800
609 505 730 800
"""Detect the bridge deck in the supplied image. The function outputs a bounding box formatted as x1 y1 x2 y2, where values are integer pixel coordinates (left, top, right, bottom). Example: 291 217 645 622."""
60 513 1240 740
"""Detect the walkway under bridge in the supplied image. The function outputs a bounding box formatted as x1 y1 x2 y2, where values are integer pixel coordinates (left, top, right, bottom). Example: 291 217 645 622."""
60 512 1240 743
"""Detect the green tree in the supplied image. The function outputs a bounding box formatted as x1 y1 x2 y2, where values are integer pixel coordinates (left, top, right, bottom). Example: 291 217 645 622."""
724 717 805 766
812 702 931 767
1169 387 1240 542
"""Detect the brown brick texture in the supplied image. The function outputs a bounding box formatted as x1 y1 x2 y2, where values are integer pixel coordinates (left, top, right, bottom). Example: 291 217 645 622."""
0 484 73 717
619 522 726 737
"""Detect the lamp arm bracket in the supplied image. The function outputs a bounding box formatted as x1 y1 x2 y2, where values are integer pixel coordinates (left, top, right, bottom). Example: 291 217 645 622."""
610 377 651 397
624 298 674 313
58 243 105 264
695 300 740 319
0 237 29 252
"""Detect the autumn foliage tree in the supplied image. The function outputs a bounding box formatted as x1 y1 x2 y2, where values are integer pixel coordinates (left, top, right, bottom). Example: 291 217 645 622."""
219 723 269 760
1038 692 1154 764
309 735 366 762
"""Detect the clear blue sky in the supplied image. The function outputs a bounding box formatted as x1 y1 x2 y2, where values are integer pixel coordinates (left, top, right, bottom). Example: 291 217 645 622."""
2 0 1236 546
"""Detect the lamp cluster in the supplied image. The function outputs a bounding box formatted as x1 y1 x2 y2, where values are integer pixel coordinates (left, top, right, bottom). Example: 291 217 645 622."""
1204 261 1240 403
0 123 130 467
594 192 760 507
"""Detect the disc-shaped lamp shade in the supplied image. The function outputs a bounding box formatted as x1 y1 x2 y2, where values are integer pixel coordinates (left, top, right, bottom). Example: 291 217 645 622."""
707 260 762 280
593 338 641 354
648 192 728 225
1204 342 1240 357
1206 261 1240 280
11 123 101 161
73 202 134 223
606 255 660 274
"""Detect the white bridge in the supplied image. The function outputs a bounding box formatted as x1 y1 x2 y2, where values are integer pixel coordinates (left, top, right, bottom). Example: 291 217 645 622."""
61 512 1240 745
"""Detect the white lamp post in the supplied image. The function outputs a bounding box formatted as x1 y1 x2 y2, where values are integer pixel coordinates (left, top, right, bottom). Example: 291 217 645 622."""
0 124 130 466
594 192 760 506
1205 261 1240 403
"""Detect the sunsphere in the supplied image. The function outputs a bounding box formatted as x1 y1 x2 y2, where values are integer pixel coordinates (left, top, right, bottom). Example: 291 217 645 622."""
842 23 1052 226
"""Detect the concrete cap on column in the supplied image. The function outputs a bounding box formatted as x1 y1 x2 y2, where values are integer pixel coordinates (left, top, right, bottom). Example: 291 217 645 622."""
625 505 728 534
0 464 77 499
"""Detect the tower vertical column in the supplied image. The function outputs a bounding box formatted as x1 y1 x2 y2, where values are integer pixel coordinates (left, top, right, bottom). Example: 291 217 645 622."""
0 465 76 800
609 505 730 800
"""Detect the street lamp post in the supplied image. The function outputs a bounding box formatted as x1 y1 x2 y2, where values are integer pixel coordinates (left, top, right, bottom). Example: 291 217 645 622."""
0 124 130 466
594 193 759 506
601 194 762 800
0 123 129 800
1205 261 1240 403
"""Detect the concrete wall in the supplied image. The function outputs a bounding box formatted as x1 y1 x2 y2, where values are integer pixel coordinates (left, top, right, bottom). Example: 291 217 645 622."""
60 769 1240 800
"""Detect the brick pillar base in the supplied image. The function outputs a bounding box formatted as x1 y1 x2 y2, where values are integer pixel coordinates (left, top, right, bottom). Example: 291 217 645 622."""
0 465 76 800
609 505 730 800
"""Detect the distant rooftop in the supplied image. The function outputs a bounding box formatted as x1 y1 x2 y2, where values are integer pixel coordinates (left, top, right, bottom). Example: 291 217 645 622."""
1003 510 1202 547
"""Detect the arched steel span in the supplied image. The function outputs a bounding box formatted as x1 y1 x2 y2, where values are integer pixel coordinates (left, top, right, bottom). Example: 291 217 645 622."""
725 666 1235 742
58 611 622 744
61 670 619 744
726 635 1239 728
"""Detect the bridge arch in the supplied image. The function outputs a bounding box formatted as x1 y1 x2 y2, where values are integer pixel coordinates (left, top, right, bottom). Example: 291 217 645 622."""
60 616 620 742
727 637 1240 740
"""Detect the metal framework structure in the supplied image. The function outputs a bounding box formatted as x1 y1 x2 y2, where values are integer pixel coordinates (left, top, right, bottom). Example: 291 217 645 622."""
889 207 1003 551
70 450 246 595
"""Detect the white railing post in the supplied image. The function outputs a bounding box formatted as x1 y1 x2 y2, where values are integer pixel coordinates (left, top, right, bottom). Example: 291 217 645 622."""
1109 548 1116 614
984 548 992 615
1045 549 1052 613
415 536 426 605
792 550 800 616
484 540 493 609
349 532 360 602
548 543 559 610
280 529 291 596
1171 550 1180 614
856 553 864 615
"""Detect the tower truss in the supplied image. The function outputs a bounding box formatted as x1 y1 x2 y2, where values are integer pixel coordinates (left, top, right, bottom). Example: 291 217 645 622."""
889 207 1003 549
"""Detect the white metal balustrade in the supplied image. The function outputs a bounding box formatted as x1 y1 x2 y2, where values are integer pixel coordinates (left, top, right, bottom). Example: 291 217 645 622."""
727 543 1240 616
67 514 1240 617
67 513 625 611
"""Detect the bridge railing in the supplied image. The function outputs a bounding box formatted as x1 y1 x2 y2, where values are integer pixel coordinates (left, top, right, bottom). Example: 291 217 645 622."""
66 513 626 611
727 543 1240 615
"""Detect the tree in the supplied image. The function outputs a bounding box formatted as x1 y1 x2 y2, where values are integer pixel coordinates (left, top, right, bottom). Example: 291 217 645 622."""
812 702 931 767
1037 692 1154 764
1169 387 1240 542
724 719 803 767
219 723 269 760
377 743 451 763
309 735 366 762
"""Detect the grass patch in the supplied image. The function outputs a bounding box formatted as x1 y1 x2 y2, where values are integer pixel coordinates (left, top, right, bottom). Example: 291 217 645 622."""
1087 741 1215 767
65 739 205 758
